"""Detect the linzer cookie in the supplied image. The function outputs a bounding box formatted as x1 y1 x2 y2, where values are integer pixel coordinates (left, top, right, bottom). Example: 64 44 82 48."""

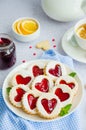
9 85 29 108
11 70 32 88
55 75 78 95
27 62 45 77
52 85 73 107
45 61 67 80
36 93 61 119
22 90 39 114
31 75 54 95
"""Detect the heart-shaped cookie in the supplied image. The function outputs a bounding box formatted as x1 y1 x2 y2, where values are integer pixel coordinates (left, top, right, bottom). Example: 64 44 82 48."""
16 75 31 85
28 94 38 109
60 80 75 89
41 98 57 114
35 78 49 92
36 40 50 50
22 91 39 114
9 85 29 108
49 65 62 77
32 65 43 77
37 93 61 119
55 75 78 95
14 88 25 102
52 85 73 107
55 88 69 101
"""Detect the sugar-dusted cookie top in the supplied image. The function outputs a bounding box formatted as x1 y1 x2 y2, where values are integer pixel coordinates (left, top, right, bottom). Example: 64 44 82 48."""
31 75 54 95
45 61 67 81
55 75 78 95
9 85 29 108
36 93 61 119
11 69 33 88
52 84 73 107
22 90 39 114
27 62 46 78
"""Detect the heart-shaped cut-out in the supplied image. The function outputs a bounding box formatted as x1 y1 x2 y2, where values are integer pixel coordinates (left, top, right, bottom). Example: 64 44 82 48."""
16 75 31 85
32 66 43 77
14 88 25 102
41 98 57 114
27 94 38 109
35 78 49 92
55 88 70 102
49 65 62 77
60 80 75 89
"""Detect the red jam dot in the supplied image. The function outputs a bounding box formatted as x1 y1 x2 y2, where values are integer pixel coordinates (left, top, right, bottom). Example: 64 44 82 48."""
52 38 55 42
14 88 25 102
16 75 31 85
33 53 36 56
49 65 62 77
41 98 57 114
35 78 49 92
22 60 26 63
55 88 70 102
33 66 43 77
27 94 38 109
60 80 75 89
29 46 32 49
53 45 56 48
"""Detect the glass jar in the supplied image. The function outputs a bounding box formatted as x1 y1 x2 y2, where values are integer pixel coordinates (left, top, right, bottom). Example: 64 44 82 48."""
0 33 16 69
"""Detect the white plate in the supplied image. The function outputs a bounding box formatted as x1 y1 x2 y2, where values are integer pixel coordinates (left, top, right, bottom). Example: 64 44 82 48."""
2 59 83 122
62 27 86 63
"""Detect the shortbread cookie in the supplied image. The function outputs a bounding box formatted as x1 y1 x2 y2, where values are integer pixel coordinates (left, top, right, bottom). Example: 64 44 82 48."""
31 75 53 95
52 85 73 107
45 61 67 81
37 93 61 119
55 75 78 95
27 62 45 77
36 40 50 50
11 69 32 88
22 90 39 114
9 85 29 108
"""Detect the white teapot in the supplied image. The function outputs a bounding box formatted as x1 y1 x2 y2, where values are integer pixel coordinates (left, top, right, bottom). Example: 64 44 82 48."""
41 0 86 22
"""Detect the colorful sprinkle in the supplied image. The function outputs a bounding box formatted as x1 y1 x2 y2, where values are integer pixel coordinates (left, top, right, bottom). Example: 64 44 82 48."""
52 38 55 42
33 53 36 56
29 46 32 49
53 45 56 48
22 60 26 63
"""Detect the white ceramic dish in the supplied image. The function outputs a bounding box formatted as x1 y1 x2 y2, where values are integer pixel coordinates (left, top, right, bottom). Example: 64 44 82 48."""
12 17 40 42
62 27 86 63
2 59 83 122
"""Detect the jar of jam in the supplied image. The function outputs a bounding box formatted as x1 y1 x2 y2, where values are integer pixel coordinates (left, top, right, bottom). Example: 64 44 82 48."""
0 33 16 69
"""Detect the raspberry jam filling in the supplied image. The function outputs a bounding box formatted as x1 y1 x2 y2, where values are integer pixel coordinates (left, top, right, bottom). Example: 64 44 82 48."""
14 88 25 102
49 65 62 77
35 78 49 92
60 80 75 89
32 65 43 77
16 75 31 85
41 98 57 114
55 88 70 102
27 94 38 109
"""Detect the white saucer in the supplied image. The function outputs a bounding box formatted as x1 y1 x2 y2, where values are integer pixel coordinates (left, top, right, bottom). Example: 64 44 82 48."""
62 27 86 63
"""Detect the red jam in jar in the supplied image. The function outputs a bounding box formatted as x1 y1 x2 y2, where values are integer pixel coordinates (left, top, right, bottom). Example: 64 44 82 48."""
0 34 16 69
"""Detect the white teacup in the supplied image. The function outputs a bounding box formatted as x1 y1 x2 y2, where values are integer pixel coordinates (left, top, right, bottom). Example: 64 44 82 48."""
74 18 86 50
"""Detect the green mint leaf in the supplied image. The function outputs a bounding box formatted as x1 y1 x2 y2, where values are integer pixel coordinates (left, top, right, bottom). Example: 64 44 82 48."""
69 72 76 77
6 87 11 95
59 104 72 116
